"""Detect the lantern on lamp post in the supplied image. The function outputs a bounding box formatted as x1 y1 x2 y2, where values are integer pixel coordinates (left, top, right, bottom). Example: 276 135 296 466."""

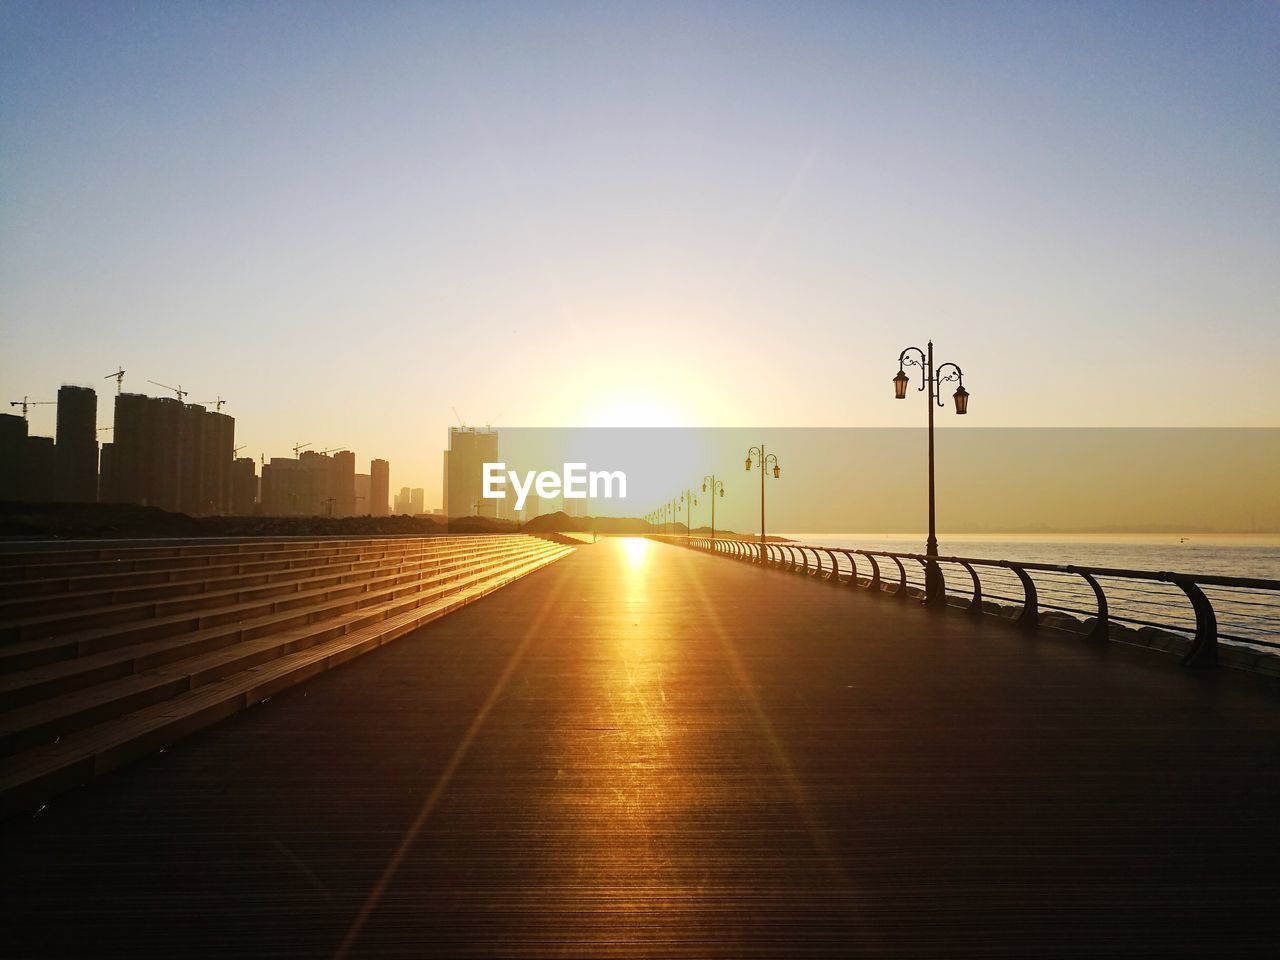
892 340 970 604
745 445 781 558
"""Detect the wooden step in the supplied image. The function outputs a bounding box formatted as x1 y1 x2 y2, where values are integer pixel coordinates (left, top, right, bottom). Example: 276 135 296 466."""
0 543 567 753
0 541 572 816
0 540 542 673
0 540 566 712
0 535 521 583
0 537 496 604
0 536 403 577
0 539 531 644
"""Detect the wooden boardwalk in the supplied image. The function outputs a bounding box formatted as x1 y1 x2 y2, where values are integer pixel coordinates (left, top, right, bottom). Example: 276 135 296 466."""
4 537 1278 957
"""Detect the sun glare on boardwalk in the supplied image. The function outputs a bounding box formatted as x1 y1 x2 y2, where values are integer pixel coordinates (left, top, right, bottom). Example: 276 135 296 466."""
621 537 651 569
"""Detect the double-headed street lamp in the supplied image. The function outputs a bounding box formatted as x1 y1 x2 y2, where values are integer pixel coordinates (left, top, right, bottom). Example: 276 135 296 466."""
701 475 725 542
745 445 781 557
893 340 969 602
677 488 698 540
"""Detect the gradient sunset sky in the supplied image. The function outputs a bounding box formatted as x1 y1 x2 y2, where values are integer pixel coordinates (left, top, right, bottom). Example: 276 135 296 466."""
2 1 1277 499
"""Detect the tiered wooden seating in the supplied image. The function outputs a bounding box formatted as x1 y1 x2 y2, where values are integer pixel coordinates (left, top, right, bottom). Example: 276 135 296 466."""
0 535 572 814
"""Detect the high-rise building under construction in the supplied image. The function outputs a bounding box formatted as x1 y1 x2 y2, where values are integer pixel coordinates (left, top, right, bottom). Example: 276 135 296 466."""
444 426 499 520
54 384 99 503
103 392 234 515
370 459 390 517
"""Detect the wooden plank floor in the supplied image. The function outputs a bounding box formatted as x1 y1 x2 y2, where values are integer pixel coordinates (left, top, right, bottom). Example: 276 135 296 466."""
3 538 1278 957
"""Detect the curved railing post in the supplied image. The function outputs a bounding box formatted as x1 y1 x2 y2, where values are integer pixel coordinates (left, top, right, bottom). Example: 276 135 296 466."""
890 556 910 600
1008 563 1038 632
958 560 984 615
860 551 882 594
1071 568 1109 641
838 549 859 588
1170 576 1218 668
823 548 842 584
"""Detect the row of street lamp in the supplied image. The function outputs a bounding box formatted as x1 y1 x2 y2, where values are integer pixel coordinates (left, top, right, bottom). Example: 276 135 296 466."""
646 447 780 543
645 341 968 578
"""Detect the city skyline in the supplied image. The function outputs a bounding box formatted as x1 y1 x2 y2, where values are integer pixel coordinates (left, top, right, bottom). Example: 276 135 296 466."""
3 1 1278 497
4 375 1280 532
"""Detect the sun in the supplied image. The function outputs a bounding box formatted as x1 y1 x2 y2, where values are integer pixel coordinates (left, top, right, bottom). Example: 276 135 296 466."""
587 395 688 428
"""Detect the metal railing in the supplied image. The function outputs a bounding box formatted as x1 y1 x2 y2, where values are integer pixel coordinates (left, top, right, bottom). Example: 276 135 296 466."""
651 536 1280 669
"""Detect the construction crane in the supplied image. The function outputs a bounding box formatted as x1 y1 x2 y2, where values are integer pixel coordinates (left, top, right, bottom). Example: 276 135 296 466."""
318 446 346 455
292 442 311 458
201 397 227 412
147 381 187 402
233 445 246 457
8 397 55 419
104 367 125 394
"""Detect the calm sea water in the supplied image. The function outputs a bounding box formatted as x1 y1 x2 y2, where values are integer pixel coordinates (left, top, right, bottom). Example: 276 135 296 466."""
780 534 1280 649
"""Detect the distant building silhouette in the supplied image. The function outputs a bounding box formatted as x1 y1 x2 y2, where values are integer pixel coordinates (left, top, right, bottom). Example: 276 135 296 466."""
0 412 54 504
256 450 385 517
370 459 389 517
261 458 304 515
391 486 427 516
104 393 235 515
54 385 98 503
20 436 55 502
332 450 355 516
355 472 370 515
231 457 257 515
198 406 235 515
98 441 115 503
445 426 498 519
0 413 25 500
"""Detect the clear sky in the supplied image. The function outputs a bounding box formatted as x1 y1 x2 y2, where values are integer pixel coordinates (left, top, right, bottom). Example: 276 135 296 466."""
2 1 1277 501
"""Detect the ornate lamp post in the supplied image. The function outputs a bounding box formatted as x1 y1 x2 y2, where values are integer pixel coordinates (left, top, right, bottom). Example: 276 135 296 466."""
678 488 698 540
893 340 969 603
745 445 780 558
701 475 725 542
